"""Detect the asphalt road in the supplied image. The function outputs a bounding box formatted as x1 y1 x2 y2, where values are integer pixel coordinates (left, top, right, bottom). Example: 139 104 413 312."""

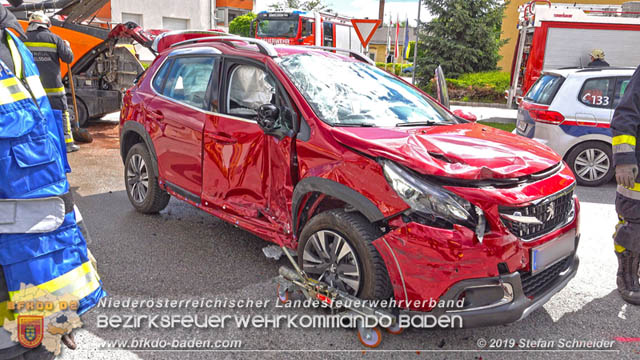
57 119 639 360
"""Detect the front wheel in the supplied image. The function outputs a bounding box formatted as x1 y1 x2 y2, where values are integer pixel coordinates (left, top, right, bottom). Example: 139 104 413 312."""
297 210 393 300
566 141 614 187
124 143 170 213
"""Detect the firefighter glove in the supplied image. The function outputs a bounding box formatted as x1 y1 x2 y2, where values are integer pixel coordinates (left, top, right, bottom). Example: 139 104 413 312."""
616 164 638 189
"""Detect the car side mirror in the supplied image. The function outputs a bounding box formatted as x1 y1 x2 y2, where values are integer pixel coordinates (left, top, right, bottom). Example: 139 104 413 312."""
453 109 477 122
258 104 281 133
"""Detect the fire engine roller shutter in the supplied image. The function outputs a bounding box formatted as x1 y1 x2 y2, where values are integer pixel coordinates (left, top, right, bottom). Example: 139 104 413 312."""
543 27 640 70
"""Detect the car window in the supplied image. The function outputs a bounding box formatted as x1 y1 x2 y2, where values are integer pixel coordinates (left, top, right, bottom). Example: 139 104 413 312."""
226 65 276 119
579 77 614 108
152 58 172 93
525 74 564 105
614 77 632 108
161 56 217 110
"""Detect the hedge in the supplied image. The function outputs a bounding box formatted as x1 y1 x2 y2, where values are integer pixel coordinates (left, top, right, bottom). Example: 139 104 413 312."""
375 62 413 76
423 71 510 103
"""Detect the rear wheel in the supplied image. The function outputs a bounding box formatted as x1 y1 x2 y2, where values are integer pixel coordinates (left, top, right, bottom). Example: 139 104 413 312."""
124 143 170 213
566 141 614 187
67 97 89 128
298 210 392 300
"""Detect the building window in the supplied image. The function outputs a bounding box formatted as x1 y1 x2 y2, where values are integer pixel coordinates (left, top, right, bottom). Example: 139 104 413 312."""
162 17 190 30
121 12 143 26
216 9 226 25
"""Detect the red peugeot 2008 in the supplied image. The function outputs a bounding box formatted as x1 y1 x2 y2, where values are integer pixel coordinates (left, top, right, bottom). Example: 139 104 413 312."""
119 35 579 336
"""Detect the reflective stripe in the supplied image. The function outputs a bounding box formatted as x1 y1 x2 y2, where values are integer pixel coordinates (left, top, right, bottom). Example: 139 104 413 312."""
617 184 640 200
24 42 57 53
6 33 22 79
613 143 636 154
613 135 637 147
25 75 47 99
615 244 627 253
23 42 57 49
44 87 65 96
0 77 29 104
8 262 98 301
0 301 14 326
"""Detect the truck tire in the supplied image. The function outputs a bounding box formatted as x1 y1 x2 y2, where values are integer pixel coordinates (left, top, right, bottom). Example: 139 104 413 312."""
566 141 614 187
298 209 393 300
67 98 88 128
124 143 170 214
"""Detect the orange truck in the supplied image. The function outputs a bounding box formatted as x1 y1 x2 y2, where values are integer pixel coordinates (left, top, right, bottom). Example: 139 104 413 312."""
10 0 154 126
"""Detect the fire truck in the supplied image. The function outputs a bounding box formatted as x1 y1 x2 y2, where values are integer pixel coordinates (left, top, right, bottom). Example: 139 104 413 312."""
252 9 363 53
507 1 640 107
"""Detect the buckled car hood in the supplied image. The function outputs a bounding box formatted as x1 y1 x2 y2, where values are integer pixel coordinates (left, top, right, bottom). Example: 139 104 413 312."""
330 123 561 180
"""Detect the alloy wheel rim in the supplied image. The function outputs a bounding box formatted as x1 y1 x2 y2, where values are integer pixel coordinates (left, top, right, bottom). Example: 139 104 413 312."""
574 148 610 182
127 154 149 204
302 230 361 296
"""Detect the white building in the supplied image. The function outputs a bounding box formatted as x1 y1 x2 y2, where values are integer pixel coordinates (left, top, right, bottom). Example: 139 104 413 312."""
109 0 255 30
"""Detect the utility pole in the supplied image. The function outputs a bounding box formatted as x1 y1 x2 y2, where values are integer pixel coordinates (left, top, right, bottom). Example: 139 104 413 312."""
412 0 421 85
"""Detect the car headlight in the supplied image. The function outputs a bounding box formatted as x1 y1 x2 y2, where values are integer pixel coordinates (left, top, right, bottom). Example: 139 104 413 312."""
381 159 486 242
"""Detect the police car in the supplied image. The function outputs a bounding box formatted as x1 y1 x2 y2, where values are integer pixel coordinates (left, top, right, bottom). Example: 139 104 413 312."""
516 67 636 186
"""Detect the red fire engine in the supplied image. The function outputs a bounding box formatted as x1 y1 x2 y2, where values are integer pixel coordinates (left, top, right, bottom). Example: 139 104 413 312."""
507 1 640 107
252 9 363 52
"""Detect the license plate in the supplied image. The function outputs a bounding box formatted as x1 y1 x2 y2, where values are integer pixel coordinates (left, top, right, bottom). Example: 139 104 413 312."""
517 119 528 132
531 229 576 274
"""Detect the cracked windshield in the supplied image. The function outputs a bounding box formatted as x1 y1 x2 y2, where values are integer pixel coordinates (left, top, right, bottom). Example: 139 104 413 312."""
279 53 456 127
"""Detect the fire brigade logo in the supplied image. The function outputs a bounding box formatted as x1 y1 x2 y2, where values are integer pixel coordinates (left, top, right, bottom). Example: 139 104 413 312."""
17 315 44 348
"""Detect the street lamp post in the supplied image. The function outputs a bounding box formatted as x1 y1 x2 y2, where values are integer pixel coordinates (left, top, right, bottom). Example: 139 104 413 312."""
412 0 421 85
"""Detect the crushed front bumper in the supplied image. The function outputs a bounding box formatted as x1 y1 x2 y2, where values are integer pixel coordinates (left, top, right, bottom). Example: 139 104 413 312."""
429 252 579 328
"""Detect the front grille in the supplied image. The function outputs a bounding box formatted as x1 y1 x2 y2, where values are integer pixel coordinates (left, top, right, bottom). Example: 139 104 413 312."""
520 256 571 298
500 187 575 241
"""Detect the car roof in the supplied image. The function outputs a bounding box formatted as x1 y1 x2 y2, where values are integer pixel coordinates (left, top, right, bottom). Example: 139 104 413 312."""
544 67 636 78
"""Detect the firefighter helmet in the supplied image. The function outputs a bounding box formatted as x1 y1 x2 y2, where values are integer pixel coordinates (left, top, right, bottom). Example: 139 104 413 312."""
591 49 605 60
28 11 51 27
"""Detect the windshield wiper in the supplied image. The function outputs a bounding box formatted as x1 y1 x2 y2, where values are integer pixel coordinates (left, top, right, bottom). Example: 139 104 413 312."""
335 123 376 127
396 121 443 127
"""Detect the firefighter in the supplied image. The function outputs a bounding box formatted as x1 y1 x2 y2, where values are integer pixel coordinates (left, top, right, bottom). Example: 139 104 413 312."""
588 49 610 68
611 65 640 306
0 2 106 359
25 12 92 153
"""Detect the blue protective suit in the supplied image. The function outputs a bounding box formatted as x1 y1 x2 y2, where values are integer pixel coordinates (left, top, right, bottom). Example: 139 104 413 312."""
0 29 105 323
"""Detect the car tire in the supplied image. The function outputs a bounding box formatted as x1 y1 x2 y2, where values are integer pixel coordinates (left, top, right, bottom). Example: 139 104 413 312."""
124 143 170 214
298 209 393 300
566 141 614 187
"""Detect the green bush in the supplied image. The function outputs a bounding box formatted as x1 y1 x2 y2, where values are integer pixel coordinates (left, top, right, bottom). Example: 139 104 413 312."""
375 62 413 76
448 71 510 94
229 12 257 37
421 71 510 103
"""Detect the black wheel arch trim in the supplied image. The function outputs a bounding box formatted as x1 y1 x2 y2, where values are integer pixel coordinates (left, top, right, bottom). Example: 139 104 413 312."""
292 177 385 234
120 121 160 177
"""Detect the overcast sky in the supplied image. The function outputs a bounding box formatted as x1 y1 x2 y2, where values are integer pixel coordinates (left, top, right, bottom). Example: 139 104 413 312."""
254 0 433 26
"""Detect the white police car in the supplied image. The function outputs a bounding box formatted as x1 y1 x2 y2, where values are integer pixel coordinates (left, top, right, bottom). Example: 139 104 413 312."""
516 67 635 186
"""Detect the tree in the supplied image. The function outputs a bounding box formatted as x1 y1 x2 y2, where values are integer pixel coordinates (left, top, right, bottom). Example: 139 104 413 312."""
269 0 329 11
229 12 257 37
416 0 508 84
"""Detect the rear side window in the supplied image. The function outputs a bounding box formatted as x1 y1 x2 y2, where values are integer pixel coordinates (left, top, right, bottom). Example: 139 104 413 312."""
614 77 632 108
152 59 172 93
525 74 564 105
579 77 614 108
161 56 217 110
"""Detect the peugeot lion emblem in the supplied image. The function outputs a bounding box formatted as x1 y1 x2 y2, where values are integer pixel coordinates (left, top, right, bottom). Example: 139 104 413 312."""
546 202 556 221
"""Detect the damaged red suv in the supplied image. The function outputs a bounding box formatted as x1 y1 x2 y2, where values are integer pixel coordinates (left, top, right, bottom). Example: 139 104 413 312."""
119 36 579 328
